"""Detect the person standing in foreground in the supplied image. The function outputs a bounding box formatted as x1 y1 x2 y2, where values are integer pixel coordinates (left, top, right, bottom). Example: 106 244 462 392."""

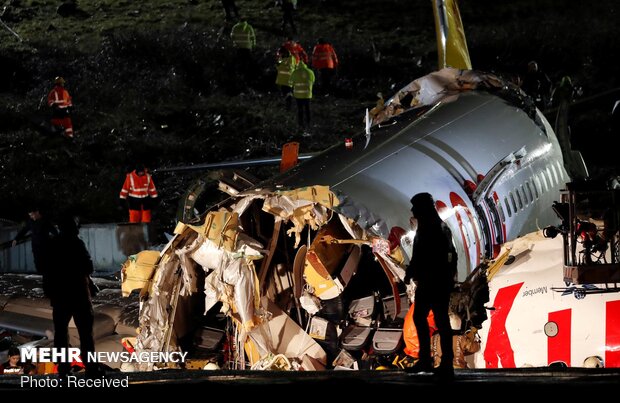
405 192 457 379
48 214 100 378
47 76 74 139
12 206 58 275
119 165 158 223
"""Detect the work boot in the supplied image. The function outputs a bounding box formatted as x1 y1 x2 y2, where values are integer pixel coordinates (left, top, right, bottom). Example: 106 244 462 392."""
405 358 433 373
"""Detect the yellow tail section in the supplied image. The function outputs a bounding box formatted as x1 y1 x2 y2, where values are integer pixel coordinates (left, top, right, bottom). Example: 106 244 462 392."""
432 0 472 70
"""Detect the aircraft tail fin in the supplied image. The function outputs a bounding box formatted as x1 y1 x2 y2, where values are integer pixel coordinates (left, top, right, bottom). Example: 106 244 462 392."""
432 0 472 70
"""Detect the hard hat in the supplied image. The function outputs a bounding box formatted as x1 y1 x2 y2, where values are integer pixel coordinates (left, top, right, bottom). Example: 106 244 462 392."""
583 356 604 368
54 76 65 85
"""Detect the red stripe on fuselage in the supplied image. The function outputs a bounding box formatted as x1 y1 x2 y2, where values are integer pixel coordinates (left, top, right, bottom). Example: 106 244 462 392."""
547 309 571 366
606 300 620 367
484 282 523 368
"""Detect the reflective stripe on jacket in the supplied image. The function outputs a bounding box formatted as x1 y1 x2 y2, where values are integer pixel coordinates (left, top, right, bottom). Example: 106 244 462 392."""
312 43 339 70
47 86 72 108
119 170 158 199
276 55 298 87
289 62 315 99
231 22 256 49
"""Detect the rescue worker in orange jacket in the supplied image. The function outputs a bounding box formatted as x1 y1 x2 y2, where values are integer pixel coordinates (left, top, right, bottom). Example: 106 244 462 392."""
278 37 308 64
119 165 158 223
47 76 73 138
311 38 339 94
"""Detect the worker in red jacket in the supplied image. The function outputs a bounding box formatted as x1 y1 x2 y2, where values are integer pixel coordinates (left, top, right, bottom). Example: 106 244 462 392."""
47 76 74 138
311 38 339 94
119 165 158 223
278 37 308 64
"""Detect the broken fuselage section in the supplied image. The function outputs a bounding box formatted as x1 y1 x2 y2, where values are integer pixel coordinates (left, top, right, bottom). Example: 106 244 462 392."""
123 185 421 370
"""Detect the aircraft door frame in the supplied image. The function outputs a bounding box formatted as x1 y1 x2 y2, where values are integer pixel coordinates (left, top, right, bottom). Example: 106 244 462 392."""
450 192 481 273
437 194 481 278
479 191 506 258
474 204 493 258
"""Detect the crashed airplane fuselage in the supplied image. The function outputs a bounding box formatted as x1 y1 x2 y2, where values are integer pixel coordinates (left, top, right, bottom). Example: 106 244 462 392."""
124 69 577 371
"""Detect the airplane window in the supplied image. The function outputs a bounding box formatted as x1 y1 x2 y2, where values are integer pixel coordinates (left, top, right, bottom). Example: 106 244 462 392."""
497 201 506 222
510 192 517 213
504 197 512 217
526 181 535 201
515 188 523 209
521 184 530 205
532 177 540 199
551 164 559 186
546 167 554 187
540 172 549 192
555 160 564 181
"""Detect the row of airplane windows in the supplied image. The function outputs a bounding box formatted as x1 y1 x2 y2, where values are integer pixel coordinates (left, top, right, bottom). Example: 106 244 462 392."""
501 160 565 219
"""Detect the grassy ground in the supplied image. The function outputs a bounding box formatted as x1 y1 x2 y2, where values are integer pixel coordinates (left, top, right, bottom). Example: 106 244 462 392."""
1 0 618 235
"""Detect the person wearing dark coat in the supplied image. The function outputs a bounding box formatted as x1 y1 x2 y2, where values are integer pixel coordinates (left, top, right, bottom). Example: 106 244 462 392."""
221 0 239 21
12 207 58 275
404 192 457 379
47 214 100 378
279 0 297 34
521 61 552 109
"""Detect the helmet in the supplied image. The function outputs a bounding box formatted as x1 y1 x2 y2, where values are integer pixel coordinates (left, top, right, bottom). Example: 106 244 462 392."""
583 356 604 368
54 76 65 85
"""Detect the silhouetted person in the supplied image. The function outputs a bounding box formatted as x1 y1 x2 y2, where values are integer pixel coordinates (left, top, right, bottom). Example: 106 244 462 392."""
405 192 457 379
551 75 579 106
521 61 551 110
221 0 239 21
48 214 100 378
12 206 58 275
278 0 297 34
